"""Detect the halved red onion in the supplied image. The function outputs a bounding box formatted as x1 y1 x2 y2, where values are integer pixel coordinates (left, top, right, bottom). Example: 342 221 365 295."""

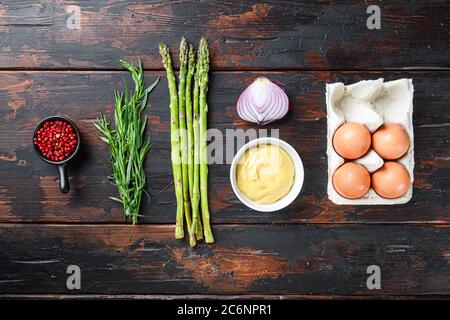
237 77 289 125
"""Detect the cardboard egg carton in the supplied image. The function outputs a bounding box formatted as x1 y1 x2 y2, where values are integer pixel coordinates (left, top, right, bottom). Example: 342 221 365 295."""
326 78 414 205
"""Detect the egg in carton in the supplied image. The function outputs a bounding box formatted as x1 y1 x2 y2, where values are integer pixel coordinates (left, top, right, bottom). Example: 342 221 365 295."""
326 78 414 205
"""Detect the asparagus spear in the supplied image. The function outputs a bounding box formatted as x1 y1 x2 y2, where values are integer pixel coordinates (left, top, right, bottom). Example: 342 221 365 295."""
194 69 204 241
186 44 195 198
178 38 193 236
189 51 204 246
198 37 214 243
159 43 184 239
187 45 202 246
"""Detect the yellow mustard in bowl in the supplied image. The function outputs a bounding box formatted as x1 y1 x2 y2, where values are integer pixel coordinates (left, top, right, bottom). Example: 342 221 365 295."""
236 144 295 204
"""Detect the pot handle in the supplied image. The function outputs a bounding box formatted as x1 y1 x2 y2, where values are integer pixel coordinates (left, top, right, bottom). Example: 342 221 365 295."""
58 163 70 193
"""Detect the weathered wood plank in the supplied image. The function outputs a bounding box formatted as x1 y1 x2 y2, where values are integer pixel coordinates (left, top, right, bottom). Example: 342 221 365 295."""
0 71 448 223
0 224 449 295
0 1 448 69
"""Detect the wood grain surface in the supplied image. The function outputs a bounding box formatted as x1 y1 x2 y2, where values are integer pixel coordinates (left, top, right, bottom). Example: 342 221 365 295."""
0 71 448 224
1 224 449 295
0 1 448 70
0 0 449 299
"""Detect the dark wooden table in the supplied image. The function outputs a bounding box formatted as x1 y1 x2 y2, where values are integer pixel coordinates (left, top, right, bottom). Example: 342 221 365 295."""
0 1 449 299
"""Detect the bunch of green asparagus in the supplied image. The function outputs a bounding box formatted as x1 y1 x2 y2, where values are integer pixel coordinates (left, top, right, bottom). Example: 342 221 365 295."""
159 37 214 247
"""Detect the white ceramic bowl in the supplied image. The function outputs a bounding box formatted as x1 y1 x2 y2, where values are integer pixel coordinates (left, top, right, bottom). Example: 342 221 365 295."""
230 137 304 212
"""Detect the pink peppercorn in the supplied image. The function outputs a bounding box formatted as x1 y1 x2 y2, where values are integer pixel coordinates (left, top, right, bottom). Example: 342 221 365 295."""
34 120 78 161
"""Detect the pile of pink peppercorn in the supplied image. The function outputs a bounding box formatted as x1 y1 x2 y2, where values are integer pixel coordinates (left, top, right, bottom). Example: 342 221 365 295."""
34 120 78 161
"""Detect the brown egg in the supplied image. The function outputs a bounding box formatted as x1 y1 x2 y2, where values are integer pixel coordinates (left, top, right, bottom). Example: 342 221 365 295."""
372 123 410 160
372 162 410 199
332 162 371 199
333 123 371 159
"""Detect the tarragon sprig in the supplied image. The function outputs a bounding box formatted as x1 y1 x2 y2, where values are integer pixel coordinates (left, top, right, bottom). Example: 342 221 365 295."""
94 59 159 224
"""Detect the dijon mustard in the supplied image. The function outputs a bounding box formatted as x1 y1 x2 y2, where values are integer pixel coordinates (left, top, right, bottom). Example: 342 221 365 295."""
236 144 295 204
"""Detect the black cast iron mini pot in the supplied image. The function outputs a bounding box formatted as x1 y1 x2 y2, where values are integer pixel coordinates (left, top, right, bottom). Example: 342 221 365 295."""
33 115 81 193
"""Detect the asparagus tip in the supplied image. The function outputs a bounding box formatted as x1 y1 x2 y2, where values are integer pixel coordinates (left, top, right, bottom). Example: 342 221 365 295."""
159 42 172 69
180 37 188 63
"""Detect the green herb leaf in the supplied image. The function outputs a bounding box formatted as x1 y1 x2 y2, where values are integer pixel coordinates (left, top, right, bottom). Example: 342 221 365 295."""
108 197 123 204
94 59 156 224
